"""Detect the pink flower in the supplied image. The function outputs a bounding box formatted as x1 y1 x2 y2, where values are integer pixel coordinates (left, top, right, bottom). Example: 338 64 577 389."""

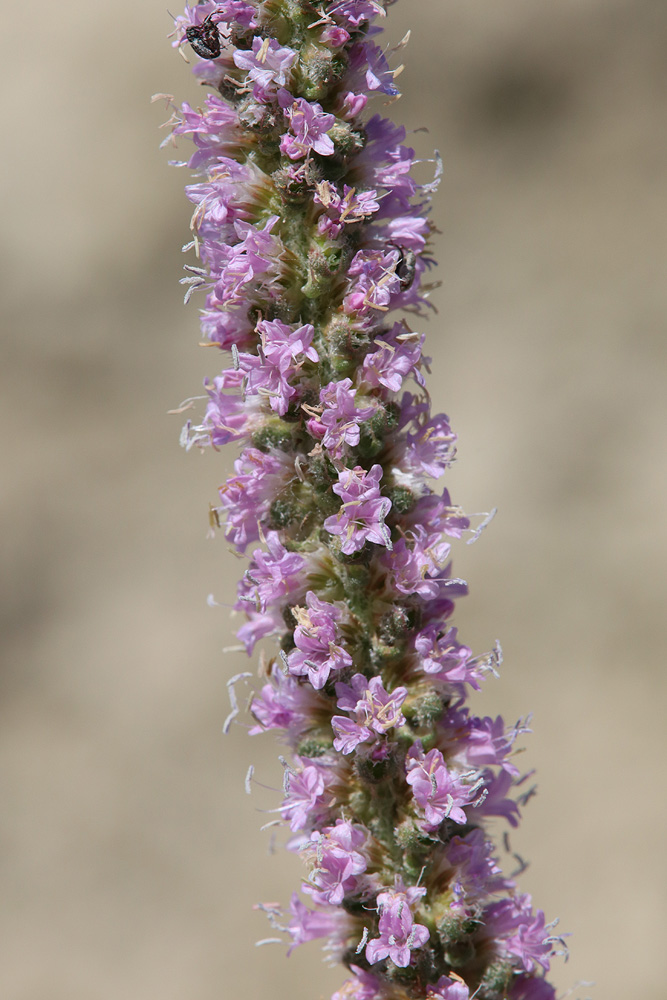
446 829 512 909
471 767 521 827
313 378 375 457
314 182 380 237
325 0 380 28
280 98 336 159
483 895 554 975
172 95 245 169
343 249 401 316
240 351 297 415
324 464 393 554
381 527 452 600
332 967 381 1000
258 318 318 368
181 367 262 449
287 592 352 690
237 532 306 613
509 976 557 1000
365 890 430 968
427 976 470 1000
233 36 297 100
212 216 283 304
249 666 323 739
332 674 407 753
281 762 329 832
403 411 458 480
217 446 293 552
414 625 480 689
303 820 368 905
286 892 350 956
405 745 482 830
361 329 425 393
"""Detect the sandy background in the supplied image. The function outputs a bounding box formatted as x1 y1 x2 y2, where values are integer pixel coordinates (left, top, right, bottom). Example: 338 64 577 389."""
1 1 666 998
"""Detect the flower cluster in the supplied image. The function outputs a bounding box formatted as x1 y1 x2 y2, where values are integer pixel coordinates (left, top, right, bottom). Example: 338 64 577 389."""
162 3 565 998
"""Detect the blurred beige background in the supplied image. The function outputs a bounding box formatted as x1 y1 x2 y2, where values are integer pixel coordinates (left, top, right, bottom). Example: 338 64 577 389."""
1 1 666 998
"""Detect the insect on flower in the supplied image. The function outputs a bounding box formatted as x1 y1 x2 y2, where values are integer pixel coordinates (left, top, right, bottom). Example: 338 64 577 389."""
395 247 417 290
185 13 222 60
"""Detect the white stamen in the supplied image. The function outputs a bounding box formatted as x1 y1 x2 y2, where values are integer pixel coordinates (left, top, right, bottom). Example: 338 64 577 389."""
355 927 369 954
245 765 255 794
466 506 498 544
260 819 282 831
223 672 252 734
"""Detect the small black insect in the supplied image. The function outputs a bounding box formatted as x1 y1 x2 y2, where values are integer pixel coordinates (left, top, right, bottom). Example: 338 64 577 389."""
185 13 221 60
395 247 417 290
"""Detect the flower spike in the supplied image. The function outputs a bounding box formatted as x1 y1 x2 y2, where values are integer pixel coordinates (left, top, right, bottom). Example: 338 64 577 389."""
163 3 568 998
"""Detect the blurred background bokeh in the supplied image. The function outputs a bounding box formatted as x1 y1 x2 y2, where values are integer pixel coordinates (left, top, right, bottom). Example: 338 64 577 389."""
1 1 666 998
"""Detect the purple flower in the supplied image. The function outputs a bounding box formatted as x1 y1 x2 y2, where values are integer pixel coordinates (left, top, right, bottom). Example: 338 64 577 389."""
181 368 260 450
427 976 470 1000
172 95 246 169
405 744 482 830
381 213 430 252
310 378 375 457
509 977 557 1000
483 895 553 974
320 25 351 49
314 182 380 237
414 625 480 689
331 967 382 1000
346 41 400 98
286 892 350 956
402 411 458 480
239 351 297 415
324 464 392 554
235 609 281 653
287 592 352 690
470 767 520 827
381 526 452 601
325 0 380 28
199 304 255 350
258 318 318 368
280 761 329 832
217 446 293 551
184 157 269 233
343 249 401 317
211 0 258 29
330 715 372 755
360 327 425 393
446 829 512 909
507 913 553 974
352 115 416 206
280 98 336 160
339 89 368 120
365 889 430 968
250 667 312 735
212 216 283 304
237 531 307 613
303 820 368 905
332 674 407 753
233 36 298 100
464 714 524 777
403 490 471 540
